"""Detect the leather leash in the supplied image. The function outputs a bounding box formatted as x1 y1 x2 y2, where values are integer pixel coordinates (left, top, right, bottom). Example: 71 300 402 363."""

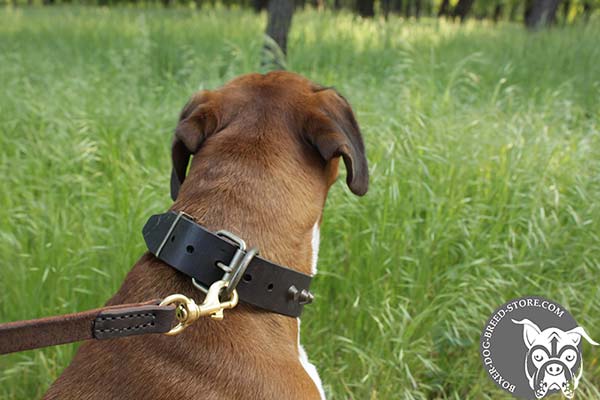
0 279 238 355
0 211 315 355
0 300 176 355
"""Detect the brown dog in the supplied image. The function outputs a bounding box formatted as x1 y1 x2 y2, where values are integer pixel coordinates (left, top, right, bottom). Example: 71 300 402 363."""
44 71 368 400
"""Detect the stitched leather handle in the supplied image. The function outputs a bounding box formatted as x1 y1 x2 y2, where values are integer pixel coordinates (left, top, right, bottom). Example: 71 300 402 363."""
0 301 176 355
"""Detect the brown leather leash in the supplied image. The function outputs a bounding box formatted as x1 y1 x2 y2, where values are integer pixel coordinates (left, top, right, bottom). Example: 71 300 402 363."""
0 211 314 356
0 280 238 355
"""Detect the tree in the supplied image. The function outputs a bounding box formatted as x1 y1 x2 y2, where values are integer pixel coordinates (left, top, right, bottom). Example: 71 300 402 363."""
265 0 294 55
509 0 521 21
438 0 450 16
582 1 593 21
452 0 475 21
312 0 325 9
493 2 503 22
525 0 563 28
391 0 403 13
356 0 375 17
404 0 422 18
252 0 268 12
561 0 571 22
383 0 404 17
382 0 391 18
414 0 422 18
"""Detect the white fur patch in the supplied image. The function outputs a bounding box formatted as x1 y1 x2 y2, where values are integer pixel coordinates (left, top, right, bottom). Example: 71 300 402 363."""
294 220 325 398
310 222 320 275
297 319 326 399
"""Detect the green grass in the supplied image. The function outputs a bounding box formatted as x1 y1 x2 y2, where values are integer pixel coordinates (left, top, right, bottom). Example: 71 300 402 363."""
1 5 600 399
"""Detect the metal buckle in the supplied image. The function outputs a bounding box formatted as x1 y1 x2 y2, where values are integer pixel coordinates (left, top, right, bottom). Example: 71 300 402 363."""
192 230 258 298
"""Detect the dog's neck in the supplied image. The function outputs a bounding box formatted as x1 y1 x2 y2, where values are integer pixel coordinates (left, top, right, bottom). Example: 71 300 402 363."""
172 133 328 278
145 141 324 324
173 192 319 278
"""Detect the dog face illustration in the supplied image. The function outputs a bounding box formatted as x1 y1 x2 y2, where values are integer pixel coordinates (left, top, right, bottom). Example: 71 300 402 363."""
512 319 598 399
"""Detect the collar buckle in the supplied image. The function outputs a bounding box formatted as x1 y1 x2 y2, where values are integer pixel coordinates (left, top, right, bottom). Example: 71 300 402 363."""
192 230 259 298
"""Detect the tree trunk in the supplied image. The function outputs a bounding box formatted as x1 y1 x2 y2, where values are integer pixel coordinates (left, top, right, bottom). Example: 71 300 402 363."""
452 0 475 21
391 0 403 13
438 0 450 17
525 0 562 29
583 2 592 21
424 0 433 16
524 0 534 22
334 0 341 9
561 0 570 22
356 0 375 17
253 0 269 12
265 0 294 55
509 0 520 21
493 3 503 22
312 0 324 9
414 0 421 19
382 0 391 19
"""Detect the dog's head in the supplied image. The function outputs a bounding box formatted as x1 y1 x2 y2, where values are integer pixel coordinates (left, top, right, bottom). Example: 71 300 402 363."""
170 71 368 207
512 319 598 399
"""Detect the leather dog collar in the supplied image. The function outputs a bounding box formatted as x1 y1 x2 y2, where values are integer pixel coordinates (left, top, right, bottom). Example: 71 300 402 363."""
143 211 314 318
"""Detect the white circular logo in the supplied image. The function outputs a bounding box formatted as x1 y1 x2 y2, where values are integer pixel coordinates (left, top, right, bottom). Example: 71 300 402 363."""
480 296 598 399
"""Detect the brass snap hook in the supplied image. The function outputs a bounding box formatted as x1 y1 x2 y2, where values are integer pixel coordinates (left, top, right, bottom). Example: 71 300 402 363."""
160 280 239 336
159 294 200 336
197 280 239 321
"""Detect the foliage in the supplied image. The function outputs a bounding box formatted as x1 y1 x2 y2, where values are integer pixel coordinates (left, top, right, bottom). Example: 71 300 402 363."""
0 6 599 399
1 0 599 23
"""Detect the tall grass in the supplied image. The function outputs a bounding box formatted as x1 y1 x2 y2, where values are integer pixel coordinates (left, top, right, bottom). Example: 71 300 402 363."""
0 6 599 399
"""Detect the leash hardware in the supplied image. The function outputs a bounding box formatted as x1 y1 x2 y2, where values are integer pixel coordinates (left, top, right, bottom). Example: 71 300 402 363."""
160 280 239 336
192 230 259 298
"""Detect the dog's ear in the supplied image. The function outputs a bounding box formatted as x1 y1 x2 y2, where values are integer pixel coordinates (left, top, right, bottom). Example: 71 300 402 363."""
170 92 220 201
305 89 368 196
512 319 542 349
565 326 599 346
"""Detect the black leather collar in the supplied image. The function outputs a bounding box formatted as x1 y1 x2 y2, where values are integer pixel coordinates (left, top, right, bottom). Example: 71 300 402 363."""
143 211 313 318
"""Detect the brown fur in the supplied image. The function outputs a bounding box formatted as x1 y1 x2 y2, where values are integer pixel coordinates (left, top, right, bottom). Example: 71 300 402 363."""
44 71 368 400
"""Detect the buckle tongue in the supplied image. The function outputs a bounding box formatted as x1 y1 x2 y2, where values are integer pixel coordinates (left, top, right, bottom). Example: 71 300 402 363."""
192 230 258 297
